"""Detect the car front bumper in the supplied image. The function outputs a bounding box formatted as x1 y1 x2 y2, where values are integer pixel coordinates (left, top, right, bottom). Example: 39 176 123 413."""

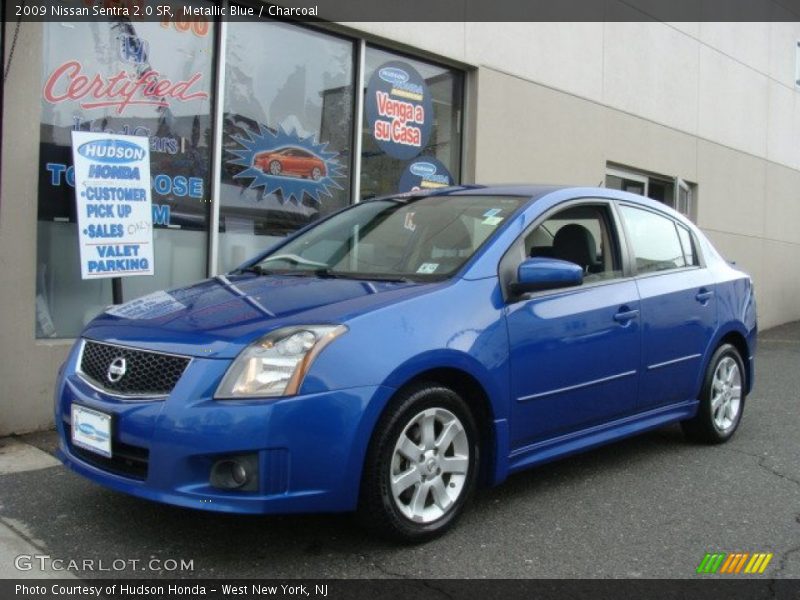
54 343 394 514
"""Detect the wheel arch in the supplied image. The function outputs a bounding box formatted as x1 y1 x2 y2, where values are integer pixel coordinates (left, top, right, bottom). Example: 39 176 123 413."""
717 330 752 395
700 325 754 398
392 367 497 487
356 356 505 497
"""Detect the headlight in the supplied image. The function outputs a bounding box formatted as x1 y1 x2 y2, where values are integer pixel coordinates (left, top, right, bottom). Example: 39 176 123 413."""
215 325 347 399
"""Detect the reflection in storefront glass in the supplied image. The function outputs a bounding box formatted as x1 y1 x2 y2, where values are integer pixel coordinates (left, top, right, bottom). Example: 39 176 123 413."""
361 47 463 200
33 14 464 339
219 19 354 273
36 17 214 338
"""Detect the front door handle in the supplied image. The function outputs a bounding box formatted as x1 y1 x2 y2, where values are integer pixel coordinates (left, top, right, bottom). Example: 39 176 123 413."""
613 308 640 323
696 288 714 303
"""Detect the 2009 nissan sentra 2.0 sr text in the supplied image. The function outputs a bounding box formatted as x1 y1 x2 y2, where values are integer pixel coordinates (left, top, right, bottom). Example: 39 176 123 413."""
55 185 756 542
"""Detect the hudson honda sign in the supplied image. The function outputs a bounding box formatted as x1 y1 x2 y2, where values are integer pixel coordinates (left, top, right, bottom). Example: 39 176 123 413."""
71 132 155 279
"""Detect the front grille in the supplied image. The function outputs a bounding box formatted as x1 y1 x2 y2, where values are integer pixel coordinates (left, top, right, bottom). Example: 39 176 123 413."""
79 340 190 397
65 422 149 480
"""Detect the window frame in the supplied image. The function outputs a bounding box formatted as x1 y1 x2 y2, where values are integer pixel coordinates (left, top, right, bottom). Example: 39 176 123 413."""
676 178 693 218
498 198 634 304
606 166 649 197
357 42 466 202
615 201 706 279
606 164 696 220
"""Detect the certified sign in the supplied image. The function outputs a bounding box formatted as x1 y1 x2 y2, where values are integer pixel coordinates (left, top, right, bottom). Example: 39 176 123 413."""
71 131 154 279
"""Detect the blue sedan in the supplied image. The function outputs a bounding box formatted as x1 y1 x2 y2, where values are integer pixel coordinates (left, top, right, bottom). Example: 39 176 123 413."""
55 185 756 541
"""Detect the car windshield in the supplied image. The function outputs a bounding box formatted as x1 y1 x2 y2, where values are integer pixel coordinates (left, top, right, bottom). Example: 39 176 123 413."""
251 194 526 281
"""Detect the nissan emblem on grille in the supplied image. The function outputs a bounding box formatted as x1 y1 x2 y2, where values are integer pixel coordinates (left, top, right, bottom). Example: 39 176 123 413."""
107 357 127 383
79 341 190 396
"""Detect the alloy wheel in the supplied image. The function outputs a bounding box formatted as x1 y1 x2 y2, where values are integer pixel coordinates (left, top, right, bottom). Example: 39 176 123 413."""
389 407 469 523
711 356 742 433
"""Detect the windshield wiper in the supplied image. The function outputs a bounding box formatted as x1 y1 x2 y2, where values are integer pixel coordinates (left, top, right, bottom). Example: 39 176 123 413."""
234 265 272 276
235 265 413 284
332 271 414 283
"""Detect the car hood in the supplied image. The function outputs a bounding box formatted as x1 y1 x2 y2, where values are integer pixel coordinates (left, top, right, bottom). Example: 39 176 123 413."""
83 274 438 358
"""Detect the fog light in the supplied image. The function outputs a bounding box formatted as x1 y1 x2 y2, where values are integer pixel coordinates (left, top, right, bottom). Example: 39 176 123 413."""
210 454 259 492
230 462 247 486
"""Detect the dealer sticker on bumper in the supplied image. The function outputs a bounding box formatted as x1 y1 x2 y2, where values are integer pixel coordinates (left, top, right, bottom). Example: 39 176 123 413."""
71 404 112 458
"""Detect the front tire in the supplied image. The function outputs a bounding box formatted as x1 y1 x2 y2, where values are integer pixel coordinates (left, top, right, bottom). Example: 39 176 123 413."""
358 383 479 542
681 343 746 444
269 160 282 176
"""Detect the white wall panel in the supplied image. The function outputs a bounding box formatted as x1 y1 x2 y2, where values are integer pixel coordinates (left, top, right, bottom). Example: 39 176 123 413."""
698 44 769 157
603 21 699 134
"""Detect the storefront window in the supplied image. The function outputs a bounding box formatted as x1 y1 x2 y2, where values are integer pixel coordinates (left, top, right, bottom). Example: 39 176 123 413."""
361 47 463 199
219 19 355 273
34 14 464 338
37 17 215 338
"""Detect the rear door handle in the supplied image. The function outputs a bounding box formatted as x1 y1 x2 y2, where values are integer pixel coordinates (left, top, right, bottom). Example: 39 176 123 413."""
613 308 640 323
696 288 714 303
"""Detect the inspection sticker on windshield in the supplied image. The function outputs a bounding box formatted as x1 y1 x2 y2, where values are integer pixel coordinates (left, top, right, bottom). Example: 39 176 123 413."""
106 290 185 320
483 216 504 226
417 263 439 274
483 208 502 218
71 404 112 458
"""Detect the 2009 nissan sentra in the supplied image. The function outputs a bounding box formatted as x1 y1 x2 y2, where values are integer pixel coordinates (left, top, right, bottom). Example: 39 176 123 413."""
54 185 757 542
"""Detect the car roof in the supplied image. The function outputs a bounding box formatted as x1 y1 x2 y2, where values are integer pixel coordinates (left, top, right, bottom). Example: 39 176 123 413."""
369 184 691 227
424 184 684 217
435 184 567 199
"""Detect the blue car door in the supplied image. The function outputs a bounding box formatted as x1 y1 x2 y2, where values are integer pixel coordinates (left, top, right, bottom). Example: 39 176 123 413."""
617 204 718 410
503 200 641 450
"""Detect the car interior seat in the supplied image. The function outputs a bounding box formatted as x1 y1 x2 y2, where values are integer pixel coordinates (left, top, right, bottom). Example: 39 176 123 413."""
551 223 603 274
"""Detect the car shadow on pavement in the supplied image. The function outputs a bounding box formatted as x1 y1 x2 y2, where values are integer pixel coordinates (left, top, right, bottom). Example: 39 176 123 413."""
1 424 696 578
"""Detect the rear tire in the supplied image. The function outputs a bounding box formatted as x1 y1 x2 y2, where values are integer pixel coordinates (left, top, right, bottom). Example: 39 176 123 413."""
358 382 479 543
681 343 746 444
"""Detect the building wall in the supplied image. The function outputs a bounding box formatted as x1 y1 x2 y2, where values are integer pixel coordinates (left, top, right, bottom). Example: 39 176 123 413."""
1 21 74 435
2 18 799 434
352 19 800 332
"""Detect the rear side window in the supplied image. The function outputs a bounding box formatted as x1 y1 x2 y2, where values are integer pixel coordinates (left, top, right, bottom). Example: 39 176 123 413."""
619 205 687 274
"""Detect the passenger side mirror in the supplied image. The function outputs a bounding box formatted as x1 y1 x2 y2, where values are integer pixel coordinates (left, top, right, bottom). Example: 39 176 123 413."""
510 257 583 296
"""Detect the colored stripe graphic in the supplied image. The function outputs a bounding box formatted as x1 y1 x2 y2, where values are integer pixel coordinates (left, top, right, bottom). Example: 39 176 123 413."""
745 553 774 574
697 552 773 574
719 553 749 573
697 553 726 574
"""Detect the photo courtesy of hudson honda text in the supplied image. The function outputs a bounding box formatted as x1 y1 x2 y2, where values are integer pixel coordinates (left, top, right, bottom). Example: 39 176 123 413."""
15 584 330 597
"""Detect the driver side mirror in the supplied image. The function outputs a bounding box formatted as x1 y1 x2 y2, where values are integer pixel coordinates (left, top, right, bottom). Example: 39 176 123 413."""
510 257 583 296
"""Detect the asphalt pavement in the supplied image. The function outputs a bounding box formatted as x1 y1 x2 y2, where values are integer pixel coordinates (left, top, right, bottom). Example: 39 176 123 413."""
1 322 798 579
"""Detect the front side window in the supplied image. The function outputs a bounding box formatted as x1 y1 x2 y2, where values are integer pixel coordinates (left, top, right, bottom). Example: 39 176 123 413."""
254 195 524 280
619 205 687 274
524 204 623 284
